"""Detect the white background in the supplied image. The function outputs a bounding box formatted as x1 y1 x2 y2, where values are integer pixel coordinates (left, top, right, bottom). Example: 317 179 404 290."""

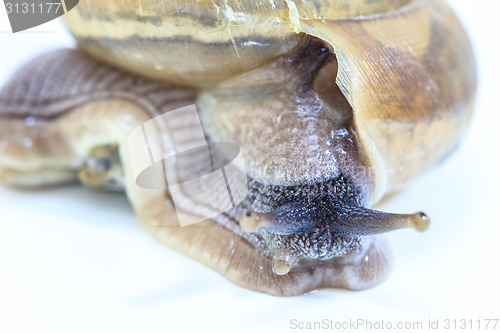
0 1 499 332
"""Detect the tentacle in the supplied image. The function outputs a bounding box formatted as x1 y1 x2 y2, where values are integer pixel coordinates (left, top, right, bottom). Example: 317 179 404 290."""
241 205 430 236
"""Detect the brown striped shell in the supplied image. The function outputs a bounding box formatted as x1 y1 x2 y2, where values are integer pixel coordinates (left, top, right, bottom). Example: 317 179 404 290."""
63 0 475 202
0 0 475 295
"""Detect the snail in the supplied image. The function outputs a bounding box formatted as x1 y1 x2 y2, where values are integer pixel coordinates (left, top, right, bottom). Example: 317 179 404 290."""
0 0 475 296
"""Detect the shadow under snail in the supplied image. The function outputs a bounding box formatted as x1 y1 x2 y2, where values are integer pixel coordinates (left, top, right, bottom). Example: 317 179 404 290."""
0 0 476 296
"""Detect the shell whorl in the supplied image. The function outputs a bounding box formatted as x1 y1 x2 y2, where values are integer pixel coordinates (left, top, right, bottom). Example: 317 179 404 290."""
62 0 424 86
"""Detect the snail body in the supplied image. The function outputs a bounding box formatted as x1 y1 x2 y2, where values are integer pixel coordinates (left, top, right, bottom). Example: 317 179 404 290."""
0 0 475 295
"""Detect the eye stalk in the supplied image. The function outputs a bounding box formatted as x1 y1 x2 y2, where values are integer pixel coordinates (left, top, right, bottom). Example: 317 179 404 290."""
329 206 431 235
239 203 430 276
410 212 431 232
241 206 430 236
240 210 263 233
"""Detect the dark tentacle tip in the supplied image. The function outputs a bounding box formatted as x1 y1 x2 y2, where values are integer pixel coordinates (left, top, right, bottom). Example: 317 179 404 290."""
412 211 430 232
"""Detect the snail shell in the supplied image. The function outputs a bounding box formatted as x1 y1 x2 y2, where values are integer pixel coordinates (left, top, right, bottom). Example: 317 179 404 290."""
63 0 475 200
0 0 475 295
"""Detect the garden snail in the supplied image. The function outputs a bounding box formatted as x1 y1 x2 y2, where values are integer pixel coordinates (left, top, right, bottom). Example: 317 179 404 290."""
0 0 475 296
